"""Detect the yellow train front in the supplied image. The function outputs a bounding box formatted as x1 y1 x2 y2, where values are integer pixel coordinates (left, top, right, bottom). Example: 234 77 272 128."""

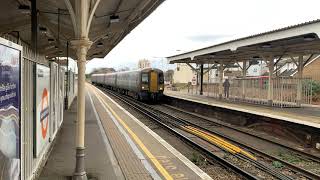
138 68 164 101
91 68 164 102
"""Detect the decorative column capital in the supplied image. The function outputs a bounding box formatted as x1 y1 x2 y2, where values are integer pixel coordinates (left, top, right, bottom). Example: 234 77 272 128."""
70 38 93 49
70 39 93 62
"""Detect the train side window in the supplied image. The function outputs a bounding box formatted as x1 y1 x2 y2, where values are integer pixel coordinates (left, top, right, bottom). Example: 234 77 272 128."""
142 73 149 83
159 73 164 83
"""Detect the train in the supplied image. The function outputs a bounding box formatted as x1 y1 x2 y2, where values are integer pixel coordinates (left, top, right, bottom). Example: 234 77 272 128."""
91 68 164 101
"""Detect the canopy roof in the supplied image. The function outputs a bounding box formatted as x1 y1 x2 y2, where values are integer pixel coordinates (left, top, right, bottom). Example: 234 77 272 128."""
168 19 320 64
1 0 164 60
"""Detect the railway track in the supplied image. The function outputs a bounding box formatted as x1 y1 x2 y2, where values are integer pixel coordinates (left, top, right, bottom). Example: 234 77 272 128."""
99 87 319 180
153 104 320 180
160 103 320 161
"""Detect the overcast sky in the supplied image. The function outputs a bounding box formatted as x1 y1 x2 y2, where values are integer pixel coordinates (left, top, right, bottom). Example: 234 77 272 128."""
86 0 320 73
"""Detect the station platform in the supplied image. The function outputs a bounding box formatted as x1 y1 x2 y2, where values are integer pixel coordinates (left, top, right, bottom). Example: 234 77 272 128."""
40 84 211 180
164 91 320 129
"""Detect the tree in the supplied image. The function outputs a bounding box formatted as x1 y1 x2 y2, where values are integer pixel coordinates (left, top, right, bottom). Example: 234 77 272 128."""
164 70 174 83
90 67 116 74
118 67 130 72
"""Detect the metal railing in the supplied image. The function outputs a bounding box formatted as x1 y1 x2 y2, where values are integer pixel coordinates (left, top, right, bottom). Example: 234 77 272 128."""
229 77 312 107
174 77 313 107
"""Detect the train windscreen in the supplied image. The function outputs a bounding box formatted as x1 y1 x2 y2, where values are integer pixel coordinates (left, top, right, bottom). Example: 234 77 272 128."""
142 73 149 83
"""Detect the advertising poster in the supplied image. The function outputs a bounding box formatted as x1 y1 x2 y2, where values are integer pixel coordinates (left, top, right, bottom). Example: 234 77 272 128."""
0 43 21 180
35 64 50 157
58 68 64 127
50 63 58 139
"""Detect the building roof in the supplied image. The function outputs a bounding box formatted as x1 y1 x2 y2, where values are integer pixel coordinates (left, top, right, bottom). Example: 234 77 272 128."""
1 0 164 60
168 19 320 65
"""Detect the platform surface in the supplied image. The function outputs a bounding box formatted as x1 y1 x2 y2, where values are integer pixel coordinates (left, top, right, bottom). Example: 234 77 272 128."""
164 90 320 128
39 95 121 180
40 84 211 180
87 84 211 180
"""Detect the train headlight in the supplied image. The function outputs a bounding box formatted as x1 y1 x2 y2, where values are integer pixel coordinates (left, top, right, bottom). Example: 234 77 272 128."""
142 85 148 90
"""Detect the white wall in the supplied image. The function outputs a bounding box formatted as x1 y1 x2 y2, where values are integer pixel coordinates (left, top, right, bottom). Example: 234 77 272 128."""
173 63 194 83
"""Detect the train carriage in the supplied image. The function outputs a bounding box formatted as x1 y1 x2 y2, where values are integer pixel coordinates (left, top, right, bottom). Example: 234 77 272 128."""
92 68 164 101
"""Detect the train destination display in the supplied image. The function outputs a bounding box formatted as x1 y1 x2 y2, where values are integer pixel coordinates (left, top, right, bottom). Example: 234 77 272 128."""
0 43 21 180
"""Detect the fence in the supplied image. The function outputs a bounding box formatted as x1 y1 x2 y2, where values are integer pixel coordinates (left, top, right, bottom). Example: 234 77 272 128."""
229 77 312 107
176 77 312 107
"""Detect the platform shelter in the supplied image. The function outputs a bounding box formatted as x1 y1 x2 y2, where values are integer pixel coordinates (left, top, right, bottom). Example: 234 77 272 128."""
167 20 320 107
0 0 164 180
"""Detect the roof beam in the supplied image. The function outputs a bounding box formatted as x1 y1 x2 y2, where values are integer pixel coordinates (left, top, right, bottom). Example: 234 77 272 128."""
86 0 101 37
64 0 77 36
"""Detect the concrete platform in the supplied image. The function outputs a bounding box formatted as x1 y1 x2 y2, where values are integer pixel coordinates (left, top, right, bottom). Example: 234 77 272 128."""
40 84 211 180
39 95 121 179
87 84 211 180
164 91 320 129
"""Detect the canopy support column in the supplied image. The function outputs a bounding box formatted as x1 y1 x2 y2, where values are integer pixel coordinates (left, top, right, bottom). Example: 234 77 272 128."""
71 39 92 180
218 63 224 99
242 60 247 99
296 55 304 107
63 0 100 179
267 57 274 106
200 64 204 95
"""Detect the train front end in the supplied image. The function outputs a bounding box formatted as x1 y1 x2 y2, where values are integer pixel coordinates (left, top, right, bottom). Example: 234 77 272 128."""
140 69 164 101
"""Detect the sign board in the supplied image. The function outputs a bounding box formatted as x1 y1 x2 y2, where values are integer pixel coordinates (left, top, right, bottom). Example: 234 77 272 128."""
0 39 22 180
191 75 197 85
35 64 50 157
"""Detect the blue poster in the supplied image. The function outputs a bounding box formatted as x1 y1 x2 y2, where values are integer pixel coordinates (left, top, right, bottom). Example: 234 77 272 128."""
0 44 20 180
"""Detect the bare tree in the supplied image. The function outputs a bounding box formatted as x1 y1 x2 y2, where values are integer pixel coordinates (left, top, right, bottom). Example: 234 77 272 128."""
164 70 174 83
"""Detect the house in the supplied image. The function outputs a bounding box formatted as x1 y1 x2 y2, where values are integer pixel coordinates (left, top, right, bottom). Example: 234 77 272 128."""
138 59 151 69
173 63 194 83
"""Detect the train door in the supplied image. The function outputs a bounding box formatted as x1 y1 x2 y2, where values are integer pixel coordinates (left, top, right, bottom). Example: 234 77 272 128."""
150 71 158 92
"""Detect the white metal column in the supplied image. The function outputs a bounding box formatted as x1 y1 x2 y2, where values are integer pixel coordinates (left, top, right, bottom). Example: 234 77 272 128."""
64 0 99 179
296 55 304 107
242 60 247 99
218 63 224 99
267 57 274 106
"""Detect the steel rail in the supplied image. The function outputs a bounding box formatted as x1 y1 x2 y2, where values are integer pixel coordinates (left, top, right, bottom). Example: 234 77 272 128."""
131 101 294 180
101 88 259 180
100 87 302 180
150 105 320 180
162 103 320 163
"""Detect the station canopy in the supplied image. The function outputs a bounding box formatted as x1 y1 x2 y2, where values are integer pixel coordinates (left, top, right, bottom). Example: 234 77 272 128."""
0 0 164 60
167 19 320 65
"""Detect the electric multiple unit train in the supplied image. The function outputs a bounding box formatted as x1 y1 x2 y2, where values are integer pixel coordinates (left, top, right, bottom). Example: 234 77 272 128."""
91 68 164 101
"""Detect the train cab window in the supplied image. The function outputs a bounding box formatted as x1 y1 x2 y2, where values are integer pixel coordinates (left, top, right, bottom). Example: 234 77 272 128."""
159 73 164 84
142 73 149 83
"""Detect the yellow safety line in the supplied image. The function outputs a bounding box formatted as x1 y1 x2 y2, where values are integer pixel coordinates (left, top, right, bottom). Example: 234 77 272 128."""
187 126 240 151
181 126 237 154
189 126 256 160
89 86 173 180
183 125 257 161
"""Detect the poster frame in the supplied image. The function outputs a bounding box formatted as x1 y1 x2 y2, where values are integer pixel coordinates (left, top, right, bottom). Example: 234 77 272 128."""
0 37 23 180
34 64 50 158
